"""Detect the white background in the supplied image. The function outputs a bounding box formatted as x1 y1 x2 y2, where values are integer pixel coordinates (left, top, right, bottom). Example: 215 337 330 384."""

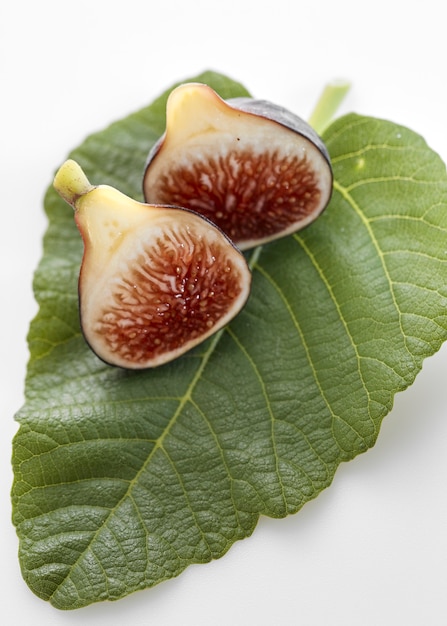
2 1 447 623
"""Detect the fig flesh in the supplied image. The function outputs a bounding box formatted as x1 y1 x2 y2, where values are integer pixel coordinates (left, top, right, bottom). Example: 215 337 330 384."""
143 83 333 250
53 159 251 369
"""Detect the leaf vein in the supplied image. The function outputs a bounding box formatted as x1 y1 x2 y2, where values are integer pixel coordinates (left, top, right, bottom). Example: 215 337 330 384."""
333 179 416 366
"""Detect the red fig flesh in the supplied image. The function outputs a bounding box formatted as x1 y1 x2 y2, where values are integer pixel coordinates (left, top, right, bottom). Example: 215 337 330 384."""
53 160 251 369
143 83 333 250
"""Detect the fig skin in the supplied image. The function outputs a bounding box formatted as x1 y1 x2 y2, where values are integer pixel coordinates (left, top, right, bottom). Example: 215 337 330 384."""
143 83 333 250
53 159 252 369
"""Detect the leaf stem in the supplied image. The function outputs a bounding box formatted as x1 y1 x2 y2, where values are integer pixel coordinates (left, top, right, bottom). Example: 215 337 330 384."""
308 79 351 135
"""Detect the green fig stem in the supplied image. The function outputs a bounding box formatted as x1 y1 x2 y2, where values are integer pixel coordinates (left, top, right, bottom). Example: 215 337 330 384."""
53 159 94 207
308 79 351 135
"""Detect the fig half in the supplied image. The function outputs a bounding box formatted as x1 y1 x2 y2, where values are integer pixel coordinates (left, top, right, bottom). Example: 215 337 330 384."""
53 160 251 369
143 83 333 250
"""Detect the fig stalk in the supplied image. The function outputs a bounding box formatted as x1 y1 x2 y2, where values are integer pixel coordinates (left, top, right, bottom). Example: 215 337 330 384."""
53 159 94 206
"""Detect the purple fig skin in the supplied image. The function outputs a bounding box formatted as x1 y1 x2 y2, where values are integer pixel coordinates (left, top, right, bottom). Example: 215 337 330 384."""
227 96 332 166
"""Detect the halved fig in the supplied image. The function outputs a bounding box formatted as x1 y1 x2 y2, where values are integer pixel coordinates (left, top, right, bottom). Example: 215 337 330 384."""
143 83 333 250
53 159 251 369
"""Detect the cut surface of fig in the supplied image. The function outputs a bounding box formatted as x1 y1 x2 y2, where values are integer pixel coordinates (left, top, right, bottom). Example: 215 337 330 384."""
53 160 251 369
143 83 333 250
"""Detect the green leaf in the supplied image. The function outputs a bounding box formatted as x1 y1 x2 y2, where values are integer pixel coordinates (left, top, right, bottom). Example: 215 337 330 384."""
11 71 447 610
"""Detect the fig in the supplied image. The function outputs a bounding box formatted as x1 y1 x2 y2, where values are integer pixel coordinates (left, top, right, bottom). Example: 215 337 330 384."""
53 159 251 369
143 83 333 250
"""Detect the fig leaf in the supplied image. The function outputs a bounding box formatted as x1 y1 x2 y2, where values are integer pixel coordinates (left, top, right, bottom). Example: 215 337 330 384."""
11 71 447 610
